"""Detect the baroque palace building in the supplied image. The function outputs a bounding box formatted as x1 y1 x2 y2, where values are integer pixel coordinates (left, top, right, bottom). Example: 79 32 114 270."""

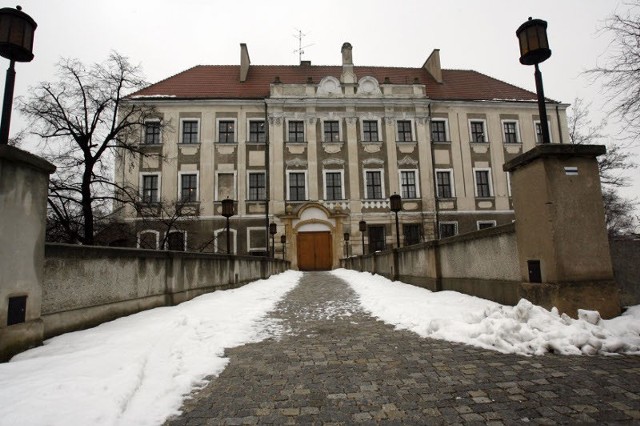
115 42 569 270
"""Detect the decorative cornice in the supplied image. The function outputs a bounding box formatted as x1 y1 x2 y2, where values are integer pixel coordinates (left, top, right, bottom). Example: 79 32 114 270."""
362 157 385 166
286 158 308 168
322 158 345 166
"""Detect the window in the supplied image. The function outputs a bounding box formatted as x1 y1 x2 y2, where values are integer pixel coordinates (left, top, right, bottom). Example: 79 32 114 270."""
247 227 267 255
474 169 492 198
439 222 458 239
403 224 422 246
144 121 160 144
534 120 552 144
503 121 519 143
167 231 186 251
470 120 486 143
218 120 235 143
248 172 266 201
399 170 418 199
477 220 497 230
324 171 343 200
368 226 386 253
362 120 379 142
431 119 448 142
365 170 383 199
138 230 159 249
181 120 199 144
288 120 305 142
215 228 236 254
288 172 306 201
249 120 266 142
397 120 413 142
142 174 159 203
180 173 198 202
435 170 454 198
216 173 236 200
324 120 340 142
7 295 27 326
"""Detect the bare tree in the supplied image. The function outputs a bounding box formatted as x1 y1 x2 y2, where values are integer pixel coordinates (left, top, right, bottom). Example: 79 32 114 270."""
19 52 161 244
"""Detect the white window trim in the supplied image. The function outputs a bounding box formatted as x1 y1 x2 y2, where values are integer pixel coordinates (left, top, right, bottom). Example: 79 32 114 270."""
137 230 160 249
139 172 161 202
214 228 237 254
362 168 386 200
246 226 267 252
321 118 342 143
322 169 345 200
143 119 162 145
215 171 237 201
285 118 306 143
468 118 488 143
165 230 187 251
477 220 497 230
533 119 553 143
434 168 455 198
473 167 494 198
178 171 199 202
247 170 267 201
246 119 266 143
430 117 450 142
506 172 512 197
501 119 521 143
439 221 458 238
216 118 238 143
286 170 308 201
179 118 200 144
396 118 415 142
398 169 420 199
360 118 382 142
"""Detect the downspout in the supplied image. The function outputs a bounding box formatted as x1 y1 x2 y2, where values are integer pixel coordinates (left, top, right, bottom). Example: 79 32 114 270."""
264 100 270 256
555 105 563 144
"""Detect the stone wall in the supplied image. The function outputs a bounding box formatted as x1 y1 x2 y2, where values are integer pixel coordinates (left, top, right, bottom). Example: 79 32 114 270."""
610 238 640 307
42 244 289 339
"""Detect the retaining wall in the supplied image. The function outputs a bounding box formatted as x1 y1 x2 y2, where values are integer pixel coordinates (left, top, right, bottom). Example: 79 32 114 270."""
609 238 640 307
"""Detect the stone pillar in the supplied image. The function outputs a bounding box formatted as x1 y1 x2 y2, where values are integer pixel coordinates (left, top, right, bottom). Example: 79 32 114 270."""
503 144 620 318
0 146 55 361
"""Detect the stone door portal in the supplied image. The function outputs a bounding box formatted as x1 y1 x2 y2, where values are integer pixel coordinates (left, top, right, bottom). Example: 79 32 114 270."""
296 231 333 271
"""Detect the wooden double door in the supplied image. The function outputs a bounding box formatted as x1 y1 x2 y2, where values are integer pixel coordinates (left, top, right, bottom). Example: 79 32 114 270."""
297 231 332 271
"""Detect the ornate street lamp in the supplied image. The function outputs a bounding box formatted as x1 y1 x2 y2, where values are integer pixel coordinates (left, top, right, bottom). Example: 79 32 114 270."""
269 222 277 258
0 6 37 145
358 220 367 255
390 193 402 249
280 234 286 260
221 197 235 254
343 232 350 258
516 17 552 144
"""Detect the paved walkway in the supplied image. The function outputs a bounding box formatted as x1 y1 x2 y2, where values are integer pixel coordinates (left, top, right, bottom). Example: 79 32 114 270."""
166 272 640 425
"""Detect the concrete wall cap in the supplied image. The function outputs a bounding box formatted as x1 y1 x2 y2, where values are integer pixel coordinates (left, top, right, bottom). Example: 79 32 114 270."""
0 145 56 174
503 144 606 172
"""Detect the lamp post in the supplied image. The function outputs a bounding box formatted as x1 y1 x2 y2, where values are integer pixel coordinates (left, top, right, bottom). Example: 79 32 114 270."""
0 6 37 145
359 220 367 255
280 234 286 260
269 222 277 258
390 193 402 249
343 232 350 258
516 17 552 144
221 198 235 254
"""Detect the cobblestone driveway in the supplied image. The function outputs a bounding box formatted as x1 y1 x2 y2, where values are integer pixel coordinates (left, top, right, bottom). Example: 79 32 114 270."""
166 272 640 425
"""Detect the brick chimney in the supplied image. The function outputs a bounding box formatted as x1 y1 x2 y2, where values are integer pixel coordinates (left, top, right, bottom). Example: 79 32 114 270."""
240 43 250 82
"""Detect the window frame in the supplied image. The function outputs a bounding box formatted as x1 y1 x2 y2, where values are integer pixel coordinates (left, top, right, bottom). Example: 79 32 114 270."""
322 119 341 142
180 118 200 144
430 118 449 143
533 120 553 144
361 119 381 142
287 119 305 143
248 119 266 143
137 230 160 250
323 169 345 201
246 226 267 254
286 170 308 201
398 169 420 199
217 118 237 143
477 220 497 230
214 228 237 254
473 168 494 198
363 169 385 200
247 170 267 201
178 171 199 203
368 225 386 253
501 120 521 144
403 223 422 246
143 119 161 145
140 172 161 203
396 119 414 142
165 230 187 251
439 221 458 239
468 119 487 143
435 168 455 199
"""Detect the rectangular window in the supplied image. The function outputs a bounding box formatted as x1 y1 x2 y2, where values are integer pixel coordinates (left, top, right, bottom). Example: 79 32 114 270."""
218 120 235 143
144 121 160 144
362 120 379 142
365 170 383 199
477 220 497 230
400 170 418 199
325 171 343 200
7 295 27 326
397 120 412 142
475 169 492 198
431 120 447 142
138 231 159 250
403 224 421 246
288 172 306 201
503 121 518 143
248 172 266 201
249 121 266 142
324 121 340 142
142 175 159 203
435 170 453 198
534 121 553 144
181 120 199 144
167 231 186 251
439 222 458 239
470 120 486 143
180 174 198 202
288 121 305 142
368 226 386 253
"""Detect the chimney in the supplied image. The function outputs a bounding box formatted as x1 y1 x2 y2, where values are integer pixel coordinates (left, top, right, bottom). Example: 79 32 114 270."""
340 42 356 85
240 43 251 82
423 49 442 84
300 60 311 66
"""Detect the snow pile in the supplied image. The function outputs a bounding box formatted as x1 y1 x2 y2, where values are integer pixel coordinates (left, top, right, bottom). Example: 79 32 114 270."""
0 270 301 426
332 269 640 356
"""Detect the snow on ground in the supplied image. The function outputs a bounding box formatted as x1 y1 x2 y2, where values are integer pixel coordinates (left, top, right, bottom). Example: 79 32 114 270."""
0 270 302 426
332 269 640 356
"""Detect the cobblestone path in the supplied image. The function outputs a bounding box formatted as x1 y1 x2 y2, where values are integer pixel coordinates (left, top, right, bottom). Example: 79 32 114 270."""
166 272 640 425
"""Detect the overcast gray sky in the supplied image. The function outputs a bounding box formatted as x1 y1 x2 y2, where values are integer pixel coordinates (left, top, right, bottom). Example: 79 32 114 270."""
3 0 638 207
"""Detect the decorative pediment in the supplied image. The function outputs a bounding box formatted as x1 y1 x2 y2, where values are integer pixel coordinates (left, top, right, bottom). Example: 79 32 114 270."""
322 158 345 166
398 155 418 166
317 76 342 96
362 157 385 166
286 158 308 168
357 76 382 96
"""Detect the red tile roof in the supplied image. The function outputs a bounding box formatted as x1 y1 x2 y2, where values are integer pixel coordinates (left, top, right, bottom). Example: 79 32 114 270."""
129 65 542 103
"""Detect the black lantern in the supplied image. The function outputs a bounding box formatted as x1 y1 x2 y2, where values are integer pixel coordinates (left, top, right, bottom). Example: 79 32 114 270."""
280 234 286 260
516 17 552 144
358 220 367 255
269 222 277 258
0 6 37 146
343 232 350 258
221 198 235 254
389 194 402 249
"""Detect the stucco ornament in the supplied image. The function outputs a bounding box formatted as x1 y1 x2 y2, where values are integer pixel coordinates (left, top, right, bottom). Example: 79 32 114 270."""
317 76 342 96
356 76 382 96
